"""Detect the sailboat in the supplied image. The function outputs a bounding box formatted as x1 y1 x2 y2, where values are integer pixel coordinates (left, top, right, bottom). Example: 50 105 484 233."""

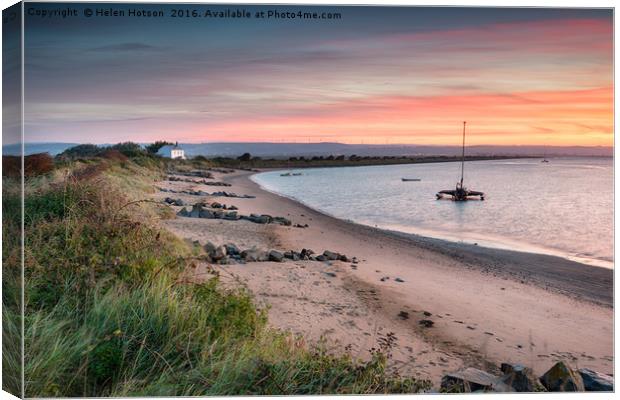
541 146 549 163
436 121 485 201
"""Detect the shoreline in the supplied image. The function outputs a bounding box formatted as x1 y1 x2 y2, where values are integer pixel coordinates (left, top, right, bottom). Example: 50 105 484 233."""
156 167 614 384
250 172 613 272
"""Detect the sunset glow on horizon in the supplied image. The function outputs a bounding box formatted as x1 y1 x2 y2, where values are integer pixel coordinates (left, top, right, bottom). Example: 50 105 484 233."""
22 5 613 146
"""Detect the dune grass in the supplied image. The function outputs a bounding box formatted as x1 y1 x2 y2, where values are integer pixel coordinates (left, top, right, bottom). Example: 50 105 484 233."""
3 157 431 397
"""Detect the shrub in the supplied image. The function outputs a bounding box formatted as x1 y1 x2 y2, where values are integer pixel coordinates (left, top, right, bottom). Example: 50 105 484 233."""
57 144 103 159
237 152 252 161
111 142 146 158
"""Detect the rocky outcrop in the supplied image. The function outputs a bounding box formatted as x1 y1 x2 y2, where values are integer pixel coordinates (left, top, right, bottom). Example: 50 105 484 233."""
500 363 546 392
578 368 613 392
167 176 231 186
441 368 512 392
268 250 284 262
540 361 585 392
240 248 269 262
441 361 610 393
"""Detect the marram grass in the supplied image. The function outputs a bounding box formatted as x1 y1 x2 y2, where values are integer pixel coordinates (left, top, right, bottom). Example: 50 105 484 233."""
3 157 431 397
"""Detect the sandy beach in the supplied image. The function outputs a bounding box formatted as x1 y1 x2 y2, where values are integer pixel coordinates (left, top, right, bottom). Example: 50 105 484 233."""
155 168 613 385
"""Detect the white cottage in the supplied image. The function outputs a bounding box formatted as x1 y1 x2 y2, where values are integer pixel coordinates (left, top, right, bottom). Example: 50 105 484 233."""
157 144 186 159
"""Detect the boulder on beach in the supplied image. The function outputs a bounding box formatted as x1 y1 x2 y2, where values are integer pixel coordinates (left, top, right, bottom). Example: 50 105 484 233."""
268 250 284 262
272 216 292 226
223 211 239 220
212 245 227 261
224 243 240 256
203 241 216 256
441 368 512 392
578 368 613 391
500 363 546 392
177 207 189 217
323 250 340 260
540 361 585 392
198 209 214 219
284 250 300 261
338 254 350 262
241 248 269 262
189 204 203 218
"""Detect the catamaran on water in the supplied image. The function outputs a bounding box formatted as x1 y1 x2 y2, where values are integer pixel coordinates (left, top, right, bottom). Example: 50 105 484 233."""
436 121 485 201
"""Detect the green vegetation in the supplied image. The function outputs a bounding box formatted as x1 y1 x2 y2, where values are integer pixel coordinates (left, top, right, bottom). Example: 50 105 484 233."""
213 153 528 169
2 154 430 397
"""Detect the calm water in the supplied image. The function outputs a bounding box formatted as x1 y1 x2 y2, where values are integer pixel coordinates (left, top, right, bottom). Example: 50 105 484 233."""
252 158 613 268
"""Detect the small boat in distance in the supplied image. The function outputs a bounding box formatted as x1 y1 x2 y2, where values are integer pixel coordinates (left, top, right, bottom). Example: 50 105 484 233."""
436 121 485 201
401 178 421 182
541 147 549 163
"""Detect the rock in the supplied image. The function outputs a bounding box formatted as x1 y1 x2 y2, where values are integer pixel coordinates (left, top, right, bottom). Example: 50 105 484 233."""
211 202 223 208
419 319 434 328
173 198 185 206
423 311 432 316
189 204 202 218
501 363 546 392
338 254 350 262
380 277 389 282
300 248 314 258
578 368 613 391
228 205 238 210
177 207 189 217
395 277 405 283
351 257 359 264
441 368 512 392
212 245 227 261
272 216 292 226
268 250 284 262
324 272 337 278
241 248 269 262
315 254 327 262
398 311 409 320
540 361 585 392
199 210 215 219
248 214 271 224
224 243 240 256
204 241 216 256
223 211 239 220
323 250 339 260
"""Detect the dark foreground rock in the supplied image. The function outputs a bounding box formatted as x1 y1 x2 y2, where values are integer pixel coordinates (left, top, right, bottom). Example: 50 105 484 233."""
442 362 610 393
500 363 546 392
268 250 284 262
540 361 585 392
578 368 613 391
441 368 512 392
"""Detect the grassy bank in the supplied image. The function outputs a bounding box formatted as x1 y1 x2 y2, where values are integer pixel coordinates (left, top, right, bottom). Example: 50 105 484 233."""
3 155 430 396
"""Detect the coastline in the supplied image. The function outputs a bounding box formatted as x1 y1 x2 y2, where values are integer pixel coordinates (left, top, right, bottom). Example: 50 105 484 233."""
247 169 613 306
251 166 613 271
156 167 614 384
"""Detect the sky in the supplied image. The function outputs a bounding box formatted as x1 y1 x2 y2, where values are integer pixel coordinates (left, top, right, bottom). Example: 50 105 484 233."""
20 3 613 146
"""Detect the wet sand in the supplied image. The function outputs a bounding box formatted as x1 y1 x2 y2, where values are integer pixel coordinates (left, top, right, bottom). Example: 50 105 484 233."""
156 168 613 385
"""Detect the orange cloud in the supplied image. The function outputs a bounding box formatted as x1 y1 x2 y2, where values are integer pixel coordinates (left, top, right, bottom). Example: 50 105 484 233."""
187 86 612 146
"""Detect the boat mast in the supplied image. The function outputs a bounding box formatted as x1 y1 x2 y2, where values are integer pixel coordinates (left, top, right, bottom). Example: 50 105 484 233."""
460 121 466 187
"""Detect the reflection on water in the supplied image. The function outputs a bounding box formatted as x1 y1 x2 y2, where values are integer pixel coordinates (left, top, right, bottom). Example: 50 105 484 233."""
253 157 613 268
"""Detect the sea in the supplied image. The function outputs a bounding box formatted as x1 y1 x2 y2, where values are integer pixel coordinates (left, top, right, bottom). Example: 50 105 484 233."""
252 157 613 269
